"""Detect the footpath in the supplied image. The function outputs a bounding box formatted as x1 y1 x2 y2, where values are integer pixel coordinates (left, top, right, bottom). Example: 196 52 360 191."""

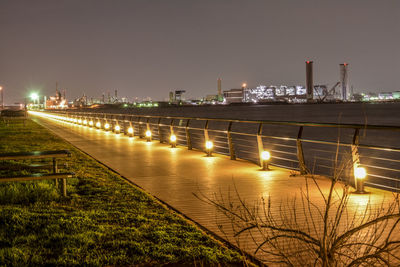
31 114 393 264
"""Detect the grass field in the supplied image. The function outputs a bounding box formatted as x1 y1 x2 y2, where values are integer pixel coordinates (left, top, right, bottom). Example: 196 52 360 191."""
0 119 245 266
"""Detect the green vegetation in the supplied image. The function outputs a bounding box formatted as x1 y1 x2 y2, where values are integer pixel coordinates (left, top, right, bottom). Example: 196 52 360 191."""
0 120 244 266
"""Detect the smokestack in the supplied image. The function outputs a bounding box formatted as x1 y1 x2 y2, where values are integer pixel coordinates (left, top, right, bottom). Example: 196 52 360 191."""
306 61 313 102
115 89 117 98
217 78 222 98
340 63 349 101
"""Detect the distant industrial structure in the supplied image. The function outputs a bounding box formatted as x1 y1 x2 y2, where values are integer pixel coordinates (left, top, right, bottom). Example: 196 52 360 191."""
24 61 400 110
223 62 352 104
217 78 222 100
306 61 314 102
45 83 68 109
340 63 349 101
169 90 186 104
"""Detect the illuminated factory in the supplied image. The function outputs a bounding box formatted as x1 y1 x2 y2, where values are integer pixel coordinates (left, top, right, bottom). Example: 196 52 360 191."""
223 62 350 104
45 89 68 109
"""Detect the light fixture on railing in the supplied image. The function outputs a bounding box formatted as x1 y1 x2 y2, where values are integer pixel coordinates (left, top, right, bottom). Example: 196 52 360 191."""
114 125 120 134
127 127 134 137
83 119 88 125
104 123 110 130
170 134 177 148
89 120 94 127
354 166 367 194
205 141 213 156
145 130 152 142
96 121 101 128
78 119 82 124
261 151 271 170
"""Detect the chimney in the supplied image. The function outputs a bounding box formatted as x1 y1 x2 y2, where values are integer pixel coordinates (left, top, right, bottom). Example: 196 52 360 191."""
306 61 314 102
340 63 349 101
217 78 222 98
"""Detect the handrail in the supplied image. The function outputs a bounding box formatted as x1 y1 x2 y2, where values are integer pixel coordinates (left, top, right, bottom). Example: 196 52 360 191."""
55 110 400 131
37 110 400 193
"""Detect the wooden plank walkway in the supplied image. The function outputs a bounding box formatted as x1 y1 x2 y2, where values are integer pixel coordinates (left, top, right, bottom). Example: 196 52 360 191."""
31 115 398 265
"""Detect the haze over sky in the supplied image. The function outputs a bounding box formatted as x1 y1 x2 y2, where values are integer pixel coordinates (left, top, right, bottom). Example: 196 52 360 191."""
0 0 399 104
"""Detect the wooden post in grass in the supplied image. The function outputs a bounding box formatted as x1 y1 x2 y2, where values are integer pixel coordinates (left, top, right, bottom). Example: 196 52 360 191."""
53 157 58 187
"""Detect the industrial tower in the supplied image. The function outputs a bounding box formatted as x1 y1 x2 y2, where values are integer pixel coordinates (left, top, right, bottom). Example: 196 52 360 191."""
217 78 222 100
340 63 349 101
306 61 314 102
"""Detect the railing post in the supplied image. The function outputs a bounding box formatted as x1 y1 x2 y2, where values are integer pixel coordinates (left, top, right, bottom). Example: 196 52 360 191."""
158 118 162 143
128 121 134 136
136 117 142 137
146 118 150 134
204 120 209 142
352 128 361 188
257 123 264 167
296 126 308 175
170 119 174 136
185 119 192 150
227 121 236 160
62 178 67 197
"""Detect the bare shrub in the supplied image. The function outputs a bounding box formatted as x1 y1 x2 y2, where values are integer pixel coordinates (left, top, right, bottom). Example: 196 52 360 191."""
195 150 400 266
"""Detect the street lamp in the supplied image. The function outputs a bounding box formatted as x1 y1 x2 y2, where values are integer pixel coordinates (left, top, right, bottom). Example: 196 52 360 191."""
145 130 152 142
30 93 39 102
205 141 213 156
261 151 271 170
0 86 3 110
127 126 134 137
170 134 177 148
30 93 39 108
354 166 368 194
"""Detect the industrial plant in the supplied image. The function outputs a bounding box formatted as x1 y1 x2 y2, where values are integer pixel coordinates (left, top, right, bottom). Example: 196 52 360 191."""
223 62 350 104
23 61 400 110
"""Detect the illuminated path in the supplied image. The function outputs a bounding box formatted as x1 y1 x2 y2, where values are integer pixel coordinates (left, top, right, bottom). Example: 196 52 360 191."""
30 113 395 263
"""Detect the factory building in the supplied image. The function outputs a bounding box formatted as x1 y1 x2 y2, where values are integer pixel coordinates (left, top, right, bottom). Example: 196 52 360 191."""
46 89 68 109
223 88 244 103
243 85 308 103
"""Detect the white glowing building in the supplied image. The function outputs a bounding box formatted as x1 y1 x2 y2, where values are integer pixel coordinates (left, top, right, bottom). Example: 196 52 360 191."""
243 85 308 103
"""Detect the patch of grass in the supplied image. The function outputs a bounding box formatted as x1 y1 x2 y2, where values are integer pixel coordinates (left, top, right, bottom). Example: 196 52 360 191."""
0 120 245 266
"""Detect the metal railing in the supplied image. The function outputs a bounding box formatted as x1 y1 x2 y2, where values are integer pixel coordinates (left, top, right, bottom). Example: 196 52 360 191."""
41 110 400 192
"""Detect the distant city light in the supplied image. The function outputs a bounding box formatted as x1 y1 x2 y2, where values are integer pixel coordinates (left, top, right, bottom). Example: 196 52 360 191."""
30 92 39 101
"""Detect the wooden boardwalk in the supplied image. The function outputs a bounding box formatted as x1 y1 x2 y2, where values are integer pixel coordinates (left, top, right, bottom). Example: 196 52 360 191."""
32 115 398 265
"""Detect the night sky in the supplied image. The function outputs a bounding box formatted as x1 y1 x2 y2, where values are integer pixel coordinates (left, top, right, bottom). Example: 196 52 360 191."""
1 0 399 104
